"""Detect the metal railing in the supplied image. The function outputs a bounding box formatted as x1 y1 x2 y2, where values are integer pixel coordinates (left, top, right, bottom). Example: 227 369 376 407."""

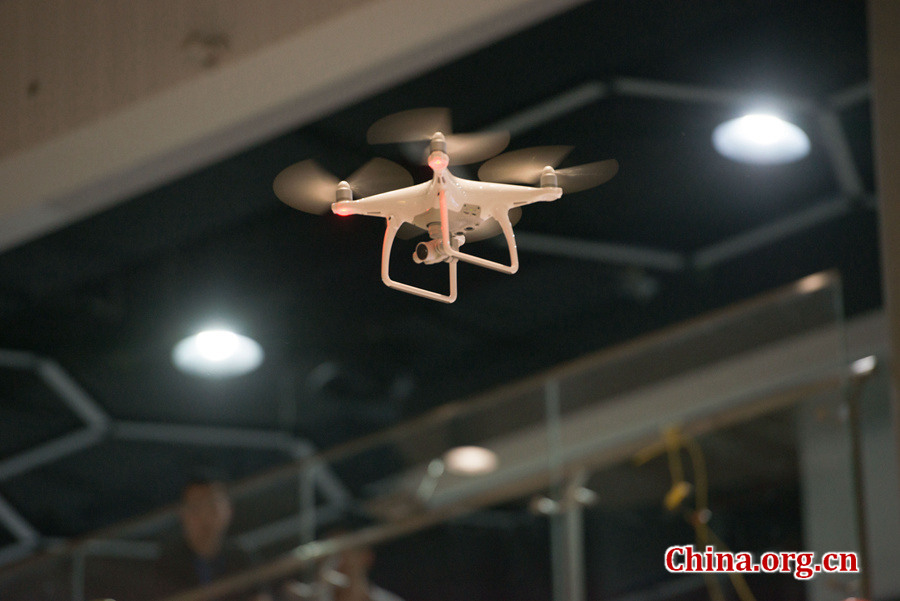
1 271 866 601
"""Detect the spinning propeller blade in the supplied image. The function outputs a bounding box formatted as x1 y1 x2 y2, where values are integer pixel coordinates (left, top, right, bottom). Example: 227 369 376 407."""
444 131 511 166
555 159 619 194
274 158 413 215
347 157 415 198
367 108 452 144
464 207 523 242
273 160 338 214
368 107 510 165
478 147 618 194
477 146 573 184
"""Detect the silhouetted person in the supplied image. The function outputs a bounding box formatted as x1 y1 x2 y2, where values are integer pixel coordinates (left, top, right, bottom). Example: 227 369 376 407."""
154 477 270 601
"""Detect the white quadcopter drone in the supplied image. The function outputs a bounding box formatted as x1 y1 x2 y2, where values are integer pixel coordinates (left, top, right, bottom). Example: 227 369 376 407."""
274 108 618 303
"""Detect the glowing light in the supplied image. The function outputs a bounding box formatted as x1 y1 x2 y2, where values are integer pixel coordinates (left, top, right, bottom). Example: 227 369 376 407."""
428 152 449 172
172 329 264 378
530 496 559 515
712 114 810 164
333 204 354 216
795 273 830 293
443 446 498 476
195 330 239 361
850 355 877 375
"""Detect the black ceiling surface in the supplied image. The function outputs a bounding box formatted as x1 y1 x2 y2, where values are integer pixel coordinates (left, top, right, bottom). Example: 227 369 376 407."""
0 0 877 550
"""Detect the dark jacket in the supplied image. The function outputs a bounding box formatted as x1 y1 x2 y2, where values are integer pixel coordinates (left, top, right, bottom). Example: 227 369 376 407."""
152 536 262 601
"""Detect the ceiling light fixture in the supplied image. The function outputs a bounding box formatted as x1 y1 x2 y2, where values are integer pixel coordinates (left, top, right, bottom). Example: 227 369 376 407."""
795 272 831 294
712 113 810 164
172 328 264 378
443 446 499 476
850 355 877 376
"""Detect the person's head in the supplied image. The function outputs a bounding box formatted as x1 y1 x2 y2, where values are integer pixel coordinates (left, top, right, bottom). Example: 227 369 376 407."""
179 477 233 559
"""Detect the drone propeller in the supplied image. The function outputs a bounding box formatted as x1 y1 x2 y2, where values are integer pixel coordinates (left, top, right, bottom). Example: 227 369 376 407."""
478 146 619 194
367 107 452 144
347 157 416 197
477 146 573 183
273 157 413 214
367 107 510 165
552 160 620 194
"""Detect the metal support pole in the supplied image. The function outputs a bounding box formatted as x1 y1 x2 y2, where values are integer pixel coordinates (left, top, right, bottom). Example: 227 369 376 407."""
71 550 86 601
563 471 588 601
546 379 565 601
545 379 586 601
796 389 861 601
549 509 567 601
548 476 588 601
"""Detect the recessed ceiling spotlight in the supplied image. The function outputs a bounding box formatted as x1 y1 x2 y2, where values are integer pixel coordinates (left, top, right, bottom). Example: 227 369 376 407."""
443 446 499 476
712 113 810 164
172 328 264 378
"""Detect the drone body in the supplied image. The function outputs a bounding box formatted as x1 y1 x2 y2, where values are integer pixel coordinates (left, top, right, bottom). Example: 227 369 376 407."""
273 109 617 303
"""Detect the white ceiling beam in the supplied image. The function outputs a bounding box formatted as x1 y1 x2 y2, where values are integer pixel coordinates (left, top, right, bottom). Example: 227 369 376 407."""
0 493 39 545
0 349 36 369
112 421 298 452
691 197 852 270
37 359 111 429
0 427 105 482
486 81 608 135
611 77 817 112
816 108 866 197
829 82 871 111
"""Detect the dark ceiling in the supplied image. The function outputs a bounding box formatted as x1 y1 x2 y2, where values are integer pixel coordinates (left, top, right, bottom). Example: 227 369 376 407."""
0 0 876 565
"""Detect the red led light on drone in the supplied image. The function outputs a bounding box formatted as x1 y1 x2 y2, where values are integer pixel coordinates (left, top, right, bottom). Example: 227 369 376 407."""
333 206 353 216
428 153 449 171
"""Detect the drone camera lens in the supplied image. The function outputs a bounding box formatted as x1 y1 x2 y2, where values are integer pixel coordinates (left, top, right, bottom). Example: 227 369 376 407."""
416 242 430 261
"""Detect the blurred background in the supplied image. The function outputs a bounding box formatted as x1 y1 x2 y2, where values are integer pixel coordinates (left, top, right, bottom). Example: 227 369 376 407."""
0 1 896 601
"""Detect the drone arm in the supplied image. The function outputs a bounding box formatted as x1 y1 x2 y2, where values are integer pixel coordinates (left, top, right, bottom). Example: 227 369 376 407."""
381 217 458 303
438 190 519 274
